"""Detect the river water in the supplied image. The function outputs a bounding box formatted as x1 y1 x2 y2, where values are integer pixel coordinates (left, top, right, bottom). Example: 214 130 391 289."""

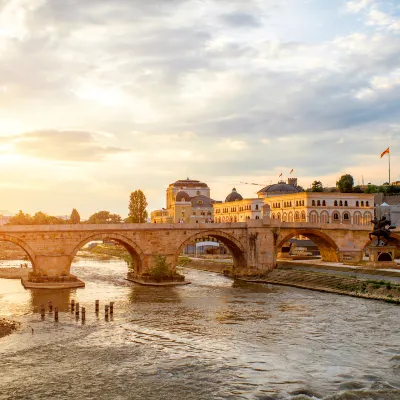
0 256 399 400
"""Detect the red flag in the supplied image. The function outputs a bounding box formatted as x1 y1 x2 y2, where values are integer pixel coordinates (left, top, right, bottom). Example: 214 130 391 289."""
380 147 390 158
290 169 294 174
279 173 283 177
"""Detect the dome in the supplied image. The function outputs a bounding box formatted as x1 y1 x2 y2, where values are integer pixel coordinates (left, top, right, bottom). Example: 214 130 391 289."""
172 178 209 188
258 182 303 196
225 188 243 202
175 191 191 202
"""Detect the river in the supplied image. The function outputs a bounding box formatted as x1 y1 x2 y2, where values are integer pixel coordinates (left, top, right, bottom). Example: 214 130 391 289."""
0 256 399 399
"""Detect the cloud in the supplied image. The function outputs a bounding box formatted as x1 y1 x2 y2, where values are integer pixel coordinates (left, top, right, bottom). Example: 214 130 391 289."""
220 12 261 27
3 130 126 161
345 0 373 13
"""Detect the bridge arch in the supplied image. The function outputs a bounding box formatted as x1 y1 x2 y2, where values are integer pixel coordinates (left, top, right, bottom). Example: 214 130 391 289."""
175 229 247 269
0 233 37 270
70 233 145 273
276 229 340 262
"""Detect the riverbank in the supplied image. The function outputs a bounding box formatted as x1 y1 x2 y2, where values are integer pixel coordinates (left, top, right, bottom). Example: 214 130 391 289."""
0 319 19 338
184 258 400 303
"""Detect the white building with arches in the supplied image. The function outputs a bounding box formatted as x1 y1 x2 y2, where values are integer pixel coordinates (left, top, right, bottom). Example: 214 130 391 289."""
263 192 375 225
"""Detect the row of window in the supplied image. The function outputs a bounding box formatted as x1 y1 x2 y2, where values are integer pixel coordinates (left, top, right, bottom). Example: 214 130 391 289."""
192 211 212 216
215 204 259 213
214 216 260 223
271 211 373 225
273 200 305 208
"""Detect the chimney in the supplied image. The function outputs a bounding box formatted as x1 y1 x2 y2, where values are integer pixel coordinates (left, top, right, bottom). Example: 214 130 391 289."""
288 178 297 187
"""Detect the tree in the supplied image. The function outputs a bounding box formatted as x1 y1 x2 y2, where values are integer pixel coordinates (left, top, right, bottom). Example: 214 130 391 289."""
86 211 122 224
311 180 323 192
336 174 354 193
7 210 32 225
70 208 80 224
128 190 148 223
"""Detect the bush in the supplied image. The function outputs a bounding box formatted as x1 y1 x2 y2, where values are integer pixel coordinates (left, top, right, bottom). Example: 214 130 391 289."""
148 255 176 281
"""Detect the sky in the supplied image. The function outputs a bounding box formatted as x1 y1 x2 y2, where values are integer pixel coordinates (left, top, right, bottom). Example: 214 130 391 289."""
0 0 399 218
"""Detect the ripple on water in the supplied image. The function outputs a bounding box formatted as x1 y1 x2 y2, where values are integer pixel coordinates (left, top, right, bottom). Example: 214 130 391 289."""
0 259 400 399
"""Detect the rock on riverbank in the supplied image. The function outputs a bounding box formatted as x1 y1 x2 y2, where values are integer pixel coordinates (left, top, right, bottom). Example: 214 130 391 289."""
0 319 19 338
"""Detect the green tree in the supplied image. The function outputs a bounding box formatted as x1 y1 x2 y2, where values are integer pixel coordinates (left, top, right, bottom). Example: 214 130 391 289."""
7 210 32 225
86 210 122 224
128 190 148 223
336 174 354 193
353 185 363 193
70 208 80 224
311 180 323 192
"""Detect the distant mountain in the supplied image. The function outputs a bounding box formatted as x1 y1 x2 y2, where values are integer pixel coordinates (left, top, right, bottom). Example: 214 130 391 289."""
0 210 15 216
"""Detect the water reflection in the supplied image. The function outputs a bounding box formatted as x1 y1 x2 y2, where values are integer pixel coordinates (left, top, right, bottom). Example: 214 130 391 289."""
29 288 74 313
0 257 399 400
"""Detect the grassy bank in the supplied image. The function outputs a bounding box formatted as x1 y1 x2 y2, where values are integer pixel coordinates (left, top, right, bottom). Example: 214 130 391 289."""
84 244 133 264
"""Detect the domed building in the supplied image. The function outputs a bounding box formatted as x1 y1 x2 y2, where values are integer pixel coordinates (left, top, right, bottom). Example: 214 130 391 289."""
151 178 219 224
257 178 303 198
225 188 243 202
213 188 263 223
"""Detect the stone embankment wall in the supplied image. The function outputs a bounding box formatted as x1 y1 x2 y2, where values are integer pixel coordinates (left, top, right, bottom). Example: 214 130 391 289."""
247 268 400 304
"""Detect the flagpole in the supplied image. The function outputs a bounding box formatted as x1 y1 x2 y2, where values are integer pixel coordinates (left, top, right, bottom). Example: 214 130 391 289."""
389 148 391 184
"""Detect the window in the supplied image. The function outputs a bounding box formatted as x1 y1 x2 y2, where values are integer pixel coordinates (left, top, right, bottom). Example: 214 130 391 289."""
322 200 326 206
301 211 306 221
310 211 318 223
255 216 260 219
321 212 329 223
334 200 338 206
197 200 203 205
343 212 350 221
354 212 362 225
196 191 201 195
312 200 316 206
361 201 364 207
366 201 369 207
192 212 196 216
295 212 300 222
255 204 259 210
344 201 348 206
333 212 339 221
317 200 321 206
356 201 359 207
339 200 343 206
277 213 281 220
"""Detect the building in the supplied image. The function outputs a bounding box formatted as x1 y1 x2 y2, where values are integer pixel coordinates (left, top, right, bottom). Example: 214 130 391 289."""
375 193 400 226
258 178 374 225
151 178 219 224
213 188 263 223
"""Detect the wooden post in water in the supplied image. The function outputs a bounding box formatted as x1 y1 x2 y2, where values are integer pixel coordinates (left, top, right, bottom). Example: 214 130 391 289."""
110 302 114 315
75 302 80 317
40 304 45 319
48 301 53 312
95 300 99 313
105 305 109 319
71 299 75 312
54 307 59 322
81 307 86 322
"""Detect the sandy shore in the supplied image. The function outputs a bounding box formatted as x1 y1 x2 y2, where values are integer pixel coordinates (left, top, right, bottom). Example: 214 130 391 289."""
0 319 19 338
0 268 31 279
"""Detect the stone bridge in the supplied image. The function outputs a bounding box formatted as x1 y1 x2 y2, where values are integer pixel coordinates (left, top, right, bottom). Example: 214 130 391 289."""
0 220 399 279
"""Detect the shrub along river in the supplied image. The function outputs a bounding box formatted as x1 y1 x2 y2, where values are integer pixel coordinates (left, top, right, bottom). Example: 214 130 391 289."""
0 256 399 399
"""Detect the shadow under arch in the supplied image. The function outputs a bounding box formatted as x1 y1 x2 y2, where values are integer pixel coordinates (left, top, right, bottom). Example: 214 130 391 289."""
70 232 145 273
276 229 340 262
175 229 247 269
0 233 37 270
